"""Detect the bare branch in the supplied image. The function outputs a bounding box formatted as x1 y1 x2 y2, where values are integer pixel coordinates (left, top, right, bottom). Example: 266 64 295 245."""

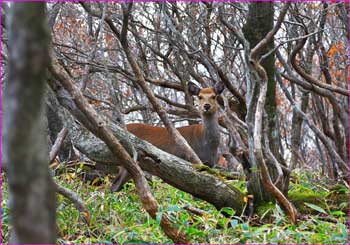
49 127 68 163
117 5 203 165
277 73 349 175
80 3 107 92
48 60 189 243
290 32 349 97
250 2 291 60
53 180 90 224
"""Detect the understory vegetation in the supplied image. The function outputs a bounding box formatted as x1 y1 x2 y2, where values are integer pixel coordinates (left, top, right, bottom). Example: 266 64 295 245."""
2 168 348 244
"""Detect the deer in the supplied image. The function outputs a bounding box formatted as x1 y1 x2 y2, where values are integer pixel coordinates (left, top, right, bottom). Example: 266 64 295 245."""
111 82 225 191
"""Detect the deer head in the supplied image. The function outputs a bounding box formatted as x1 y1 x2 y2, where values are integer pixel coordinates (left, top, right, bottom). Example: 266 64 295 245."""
188 81 225 117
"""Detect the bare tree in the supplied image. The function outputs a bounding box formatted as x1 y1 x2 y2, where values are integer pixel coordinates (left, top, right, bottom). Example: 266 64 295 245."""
3 3 56 243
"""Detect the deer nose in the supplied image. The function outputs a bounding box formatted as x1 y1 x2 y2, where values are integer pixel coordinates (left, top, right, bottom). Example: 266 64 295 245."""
204 104 211 111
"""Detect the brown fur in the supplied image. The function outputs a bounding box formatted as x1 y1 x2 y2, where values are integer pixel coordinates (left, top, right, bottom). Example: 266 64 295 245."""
127 123 205 161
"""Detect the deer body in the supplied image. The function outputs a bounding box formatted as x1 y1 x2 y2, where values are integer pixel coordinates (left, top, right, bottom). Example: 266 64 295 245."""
127 83 224 167
111 82 224 191
127 116 220 167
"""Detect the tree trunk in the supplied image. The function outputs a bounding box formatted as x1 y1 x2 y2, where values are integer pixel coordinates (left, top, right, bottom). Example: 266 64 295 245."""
243 2 289 203
3 3 56 243
243 2 278 155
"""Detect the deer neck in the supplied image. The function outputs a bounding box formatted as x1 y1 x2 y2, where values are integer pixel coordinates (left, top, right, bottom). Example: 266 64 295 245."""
202 113 220 146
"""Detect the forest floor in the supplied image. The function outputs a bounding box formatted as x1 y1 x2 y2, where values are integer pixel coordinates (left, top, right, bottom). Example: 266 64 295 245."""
1 167 348 244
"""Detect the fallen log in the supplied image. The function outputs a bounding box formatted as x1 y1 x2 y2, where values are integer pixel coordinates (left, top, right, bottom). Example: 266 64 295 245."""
69 118 245 213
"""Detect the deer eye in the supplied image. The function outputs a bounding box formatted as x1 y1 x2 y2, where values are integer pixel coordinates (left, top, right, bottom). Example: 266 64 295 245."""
211 95 216 99
198 95 203 100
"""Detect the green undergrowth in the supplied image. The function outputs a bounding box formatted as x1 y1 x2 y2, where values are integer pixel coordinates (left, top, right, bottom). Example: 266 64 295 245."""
288 170 348 215
1 168 349 244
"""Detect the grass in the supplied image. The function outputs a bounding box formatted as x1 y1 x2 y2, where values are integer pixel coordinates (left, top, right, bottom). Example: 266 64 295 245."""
1 168 349 244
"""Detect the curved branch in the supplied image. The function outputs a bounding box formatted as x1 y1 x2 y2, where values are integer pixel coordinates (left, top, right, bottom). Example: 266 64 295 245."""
277 73 349 175
53 180 90 224
120 2 133 45
276 50 347 128
252 62 298 223
49 60 189 243
290 33 349 97
49 127 68 163
117 6 203 165
250 2 290 60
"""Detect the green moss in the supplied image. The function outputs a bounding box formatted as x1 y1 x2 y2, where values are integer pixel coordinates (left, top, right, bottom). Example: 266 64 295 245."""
255 202 275 218
194 164 242 181
225 180 247 194
193 164 212 172
288 191 326 213
289 191 325 203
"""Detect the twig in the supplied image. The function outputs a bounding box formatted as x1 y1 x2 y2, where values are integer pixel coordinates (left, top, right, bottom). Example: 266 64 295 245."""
250 2 290 61
53 180 90 224
183 206 206 216
277 73 348 175
80 3 107 92
261 29 323 61
290 30 348 97
49 127 68 163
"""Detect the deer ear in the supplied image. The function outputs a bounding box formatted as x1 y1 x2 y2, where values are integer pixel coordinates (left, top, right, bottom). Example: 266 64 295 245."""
214 82 225 95
216 95 224 108
188 82 201 96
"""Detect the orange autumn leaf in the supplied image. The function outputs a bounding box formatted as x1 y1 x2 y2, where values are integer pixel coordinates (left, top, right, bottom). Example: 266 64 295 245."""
217 156 228 169
327 45 338 57
334 70 342 77
327 42 345 57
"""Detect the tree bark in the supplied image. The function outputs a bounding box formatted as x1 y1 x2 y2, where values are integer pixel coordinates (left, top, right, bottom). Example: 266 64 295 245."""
3 3 56 243
243 2 279 158
290 40 313 170
243 2 279 203
243 3 293 210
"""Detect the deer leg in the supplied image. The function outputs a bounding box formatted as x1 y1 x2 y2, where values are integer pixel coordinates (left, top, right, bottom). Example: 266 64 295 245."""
110 167 131 192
